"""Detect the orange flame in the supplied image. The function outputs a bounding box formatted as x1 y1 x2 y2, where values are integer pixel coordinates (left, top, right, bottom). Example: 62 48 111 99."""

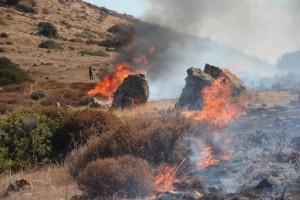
185 76 243 125
148 45 155 54
87 63 145 98
154 165 180 193
197 147 221 169
133 54 148 64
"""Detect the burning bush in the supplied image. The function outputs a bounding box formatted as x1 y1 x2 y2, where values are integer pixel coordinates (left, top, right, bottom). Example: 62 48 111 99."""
77 155 153 198
69 112 200 178
52 109 122 158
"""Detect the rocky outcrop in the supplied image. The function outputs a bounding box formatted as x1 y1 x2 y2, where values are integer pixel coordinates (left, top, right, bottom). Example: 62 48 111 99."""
176 67 214 110
176 64 246 110
204 64 246 96
112 74 149 109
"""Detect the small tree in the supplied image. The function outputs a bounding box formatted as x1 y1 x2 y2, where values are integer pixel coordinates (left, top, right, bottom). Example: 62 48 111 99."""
38 22 58 38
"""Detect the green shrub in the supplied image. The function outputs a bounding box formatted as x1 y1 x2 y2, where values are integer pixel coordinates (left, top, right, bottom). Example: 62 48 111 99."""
78 155 153 198
39 40 63 49
0 32 9 38
0 17 8 26
74 29 95 40
98 36 120 48
3 0 20 6
30 90 46 100
0 57 33 86
107 25 120 34
16 4 37 14
0 110 61 171
79 49 109 57
38 22 58 38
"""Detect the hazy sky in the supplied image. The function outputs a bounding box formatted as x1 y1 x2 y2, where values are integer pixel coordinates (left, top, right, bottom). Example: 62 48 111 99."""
84 0 149 17
84 0 300 64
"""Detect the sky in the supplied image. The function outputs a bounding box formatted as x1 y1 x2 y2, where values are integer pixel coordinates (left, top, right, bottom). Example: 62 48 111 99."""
84 0 149 17
84 0 300 64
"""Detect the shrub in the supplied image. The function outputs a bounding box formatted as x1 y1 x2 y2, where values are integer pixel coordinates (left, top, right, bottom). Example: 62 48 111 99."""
0 110 61 171
0 32 9 38
42 8 49 15
16 4 37 14
74 29 95 40
52 109 122 158
39 40 63 49
0 17 8 26
30 90 46 100
98 36 120 48
0 57 33 86
3 0 20 6
107 25 120 34
78 155 153 198
69 112 198 178
38 22 58 38
79 49 109 57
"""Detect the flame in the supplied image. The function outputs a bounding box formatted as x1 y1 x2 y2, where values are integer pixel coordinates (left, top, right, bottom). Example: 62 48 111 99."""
148 45 155 54
195 146 231 169
87 63 145 98
133 54 148 64
154 165 180 193
184 76 243 125
197 147 221 169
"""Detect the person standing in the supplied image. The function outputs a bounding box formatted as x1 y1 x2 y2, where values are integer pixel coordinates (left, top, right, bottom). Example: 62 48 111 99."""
89 65 93 80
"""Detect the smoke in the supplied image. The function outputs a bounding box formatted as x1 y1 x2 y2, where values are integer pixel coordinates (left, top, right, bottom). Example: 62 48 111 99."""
143 0 300 65
113 0 300 99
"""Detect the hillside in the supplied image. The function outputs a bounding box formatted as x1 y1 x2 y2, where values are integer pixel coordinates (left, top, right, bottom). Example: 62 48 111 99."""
0 0 274 90
0 0 130 82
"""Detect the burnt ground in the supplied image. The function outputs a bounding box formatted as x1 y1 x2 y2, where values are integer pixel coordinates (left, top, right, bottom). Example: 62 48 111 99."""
157 102 300 200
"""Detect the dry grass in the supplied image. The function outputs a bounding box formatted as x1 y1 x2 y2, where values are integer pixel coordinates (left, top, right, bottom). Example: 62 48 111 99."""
112 99 177 118
0 165 81 200
68 111 203 178
52 109 122 158
78 155 153 198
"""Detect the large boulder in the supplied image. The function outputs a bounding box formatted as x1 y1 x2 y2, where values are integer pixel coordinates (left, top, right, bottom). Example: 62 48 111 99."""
176 67 214 110
204 64 246 96
176 64 246 110
112 74 149 109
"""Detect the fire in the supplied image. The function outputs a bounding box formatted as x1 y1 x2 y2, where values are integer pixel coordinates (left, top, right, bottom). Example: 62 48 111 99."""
197 147 220 169
185 76 243 125
148 45 155 54
87 63 145 98
133 54 148 64
154 165 180 193
196 147 230 169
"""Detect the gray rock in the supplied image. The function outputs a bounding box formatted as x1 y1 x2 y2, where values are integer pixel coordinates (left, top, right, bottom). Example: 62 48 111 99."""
176 67 214 110
176 64 246 110
112 74 149 109
256 176 281 189
204 64 246 96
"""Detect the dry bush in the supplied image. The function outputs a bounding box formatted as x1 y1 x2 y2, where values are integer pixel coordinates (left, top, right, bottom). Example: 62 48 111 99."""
69 111 202 178
37 82 94 107
77 155 153 198
52 109 122 158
